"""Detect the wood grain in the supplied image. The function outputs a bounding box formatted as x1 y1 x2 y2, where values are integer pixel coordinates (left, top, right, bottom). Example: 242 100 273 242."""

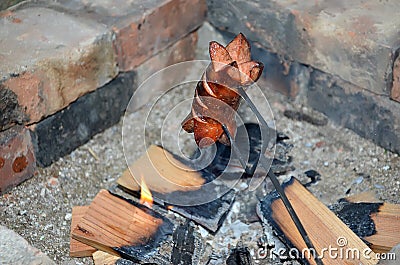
117 145 205 193
266 178 378 265
71 189 165 258
92 250 120 265
364 203 400 253
69 206 97 257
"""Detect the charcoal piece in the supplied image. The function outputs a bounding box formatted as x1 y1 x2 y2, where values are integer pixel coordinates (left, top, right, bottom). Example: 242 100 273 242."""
171 189 236 232
304 169 321 187
283 109 328 126
226 243 252 265
207 123 293 177
329 201 382 238
115 259 136 265
171 221 196 265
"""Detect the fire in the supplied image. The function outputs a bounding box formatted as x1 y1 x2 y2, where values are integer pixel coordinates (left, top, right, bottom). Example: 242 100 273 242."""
140 176 153 208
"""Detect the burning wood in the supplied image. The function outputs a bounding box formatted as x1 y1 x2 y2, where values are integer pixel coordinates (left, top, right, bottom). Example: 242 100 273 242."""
140 175 153 208
171 221 203 265
257 177 379 265
331 193 400 254
117 144 236 232
117 145 206 196
71 189 174 262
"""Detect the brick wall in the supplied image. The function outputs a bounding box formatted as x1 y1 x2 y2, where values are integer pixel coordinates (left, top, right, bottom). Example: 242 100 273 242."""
2 0 400 193
0 0 206 193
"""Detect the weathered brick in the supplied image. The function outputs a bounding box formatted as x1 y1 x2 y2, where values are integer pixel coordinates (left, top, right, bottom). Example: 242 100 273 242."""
0 126 36 194
197 23 308 98
207 0 400 96
50 0 206 71
131 31 198 111
30 30 198 167
0 6 117 128
391 55 400 102
111 0 206 70
30 72 136 167
308 70 400 154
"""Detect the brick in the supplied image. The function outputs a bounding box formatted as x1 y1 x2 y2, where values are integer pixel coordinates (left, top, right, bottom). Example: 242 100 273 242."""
308 69 400 154
30 29 198 167
197 23 308 98
207 0 400 95
131 31 198 111
0 126 36 194
391 55 400 102
0 6 117 128
111 0 206 70
51 0 206 71
30 72 136 167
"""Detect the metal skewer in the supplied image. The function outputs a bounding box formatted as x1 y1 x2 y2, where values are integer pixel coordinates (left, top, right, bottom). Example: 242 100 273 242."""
221 87 324 265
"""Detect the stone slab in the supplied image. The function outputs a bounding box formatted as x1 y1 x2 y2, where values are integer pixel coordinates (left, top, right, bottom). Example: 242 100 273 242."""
207 0 400 96
0 6 117 127
30 71 136 167
0 225 55 264
0 126 36 194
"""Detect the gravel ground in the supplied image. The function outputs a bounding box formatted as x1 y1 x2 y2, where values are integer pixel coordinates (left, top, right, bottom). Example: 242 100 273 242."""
1 25 399 264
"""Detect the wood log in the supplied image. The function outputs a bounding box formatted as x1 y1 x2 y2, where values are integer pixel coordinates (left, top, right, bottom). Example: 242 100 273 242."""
334 193 400 254
117 144 236 232
69 206 96 257
117 145 205 194
257 177 379 265
72 189 173 262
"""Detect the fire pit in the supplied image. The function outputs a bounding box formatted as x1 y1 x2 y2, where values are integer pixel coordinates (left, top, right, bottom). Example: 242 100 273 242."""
1 1 400 265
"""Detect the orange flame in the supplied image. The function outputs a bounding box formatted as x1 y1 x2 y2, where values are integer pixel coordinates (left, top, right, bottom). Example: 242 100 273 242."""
167 205 173 210
140 176 153 208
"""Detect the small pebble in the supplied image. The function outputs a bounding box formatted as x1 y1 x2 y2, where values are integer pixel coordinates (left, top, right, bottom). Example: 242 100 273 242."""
382 165 390 171
40 188 46 198
375 184 385 189
353 176 364 185
324 161 329 167
47 177 59 188
64 213 72 221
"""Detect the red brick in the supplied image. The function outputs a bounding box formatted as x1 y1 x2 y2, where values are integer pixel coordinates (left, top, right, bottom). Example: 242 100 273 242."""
0 126 36 194
0 7 117 126
113 0 206 71
131 31 198 111
391 56 400 103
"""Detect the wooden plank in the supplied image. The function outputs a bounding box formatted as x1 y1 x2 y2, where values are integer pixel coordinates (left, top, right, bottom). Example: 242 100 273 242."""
258 177 379 265
343 191 381 203
117 145 205 194
364 204 400 253
92 250 121 265
69 206 96 257
72 189 174 261
335 194 400 254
